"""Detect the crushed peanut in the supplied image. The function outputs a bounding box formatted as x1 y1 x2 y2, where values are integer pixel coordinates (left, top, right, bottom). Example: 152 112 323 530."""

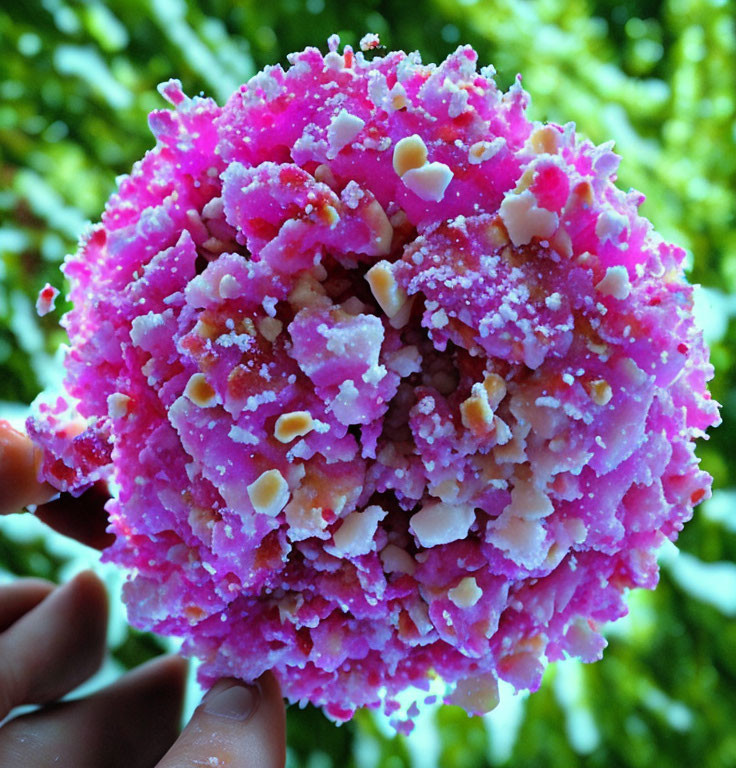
247 469 290 517
257 316 283 342
365 261 408 318
392 134 428 177
184 373 217 408
448 576 483 608
274 411 315 443
587 379 613 406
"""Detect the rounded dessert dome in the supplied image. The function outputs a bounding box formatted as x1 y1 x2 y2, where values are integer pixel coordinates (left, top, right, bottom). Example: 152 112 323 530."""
28 36 719 730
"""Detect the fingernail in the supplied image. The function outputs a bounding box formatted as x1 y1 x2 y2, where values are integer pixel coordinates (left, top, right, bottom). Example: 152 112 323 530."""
202 681 259 721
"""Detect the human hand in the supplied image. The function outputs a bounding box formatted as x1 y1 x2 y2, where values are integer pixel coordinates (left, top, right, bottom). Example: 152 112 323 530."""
0 572 286 767
0 423 287 767
0 419 113 548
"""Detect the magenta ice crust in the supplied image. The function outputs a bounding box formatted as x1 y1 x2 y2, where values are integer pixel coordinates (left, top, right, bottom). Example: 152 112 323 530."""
28 38 719 728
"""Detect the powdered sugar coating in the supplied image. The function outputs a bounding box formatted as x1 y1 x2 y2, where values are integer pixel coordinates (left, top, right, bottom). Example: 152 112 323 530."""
27 40 719 728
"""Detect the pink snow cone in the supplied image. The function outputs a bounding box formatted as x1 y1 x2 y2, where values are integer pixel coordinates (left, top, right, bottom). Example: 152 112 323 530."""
27 36 720 729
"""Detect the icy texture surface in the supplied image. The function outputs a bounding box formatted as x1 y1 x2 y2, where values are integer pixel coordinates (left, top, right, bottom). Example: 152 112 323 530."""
27 40 719 729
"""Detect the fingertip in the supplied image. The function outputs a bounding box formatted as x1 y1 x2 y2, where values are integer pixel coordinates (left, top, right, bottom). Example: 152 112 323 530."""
64 569 109 639
0 578 55 633
0 422 56 515
157 670 286 768
68 569 109 608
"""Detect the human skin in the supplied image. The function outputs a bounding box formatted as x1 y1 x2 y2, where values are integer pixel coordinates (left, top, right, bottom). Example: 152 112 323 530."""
0 420 286 768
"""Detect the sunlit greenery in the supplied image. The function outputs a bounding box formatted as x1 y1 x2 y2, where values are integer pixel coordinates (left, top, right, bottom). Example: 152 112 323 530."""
1 1 734 765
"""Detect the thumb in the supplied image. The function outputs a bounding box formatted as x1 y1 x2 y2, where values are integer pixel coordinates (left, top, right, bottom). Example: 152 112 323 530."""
0 421 56 515
156 672 286 768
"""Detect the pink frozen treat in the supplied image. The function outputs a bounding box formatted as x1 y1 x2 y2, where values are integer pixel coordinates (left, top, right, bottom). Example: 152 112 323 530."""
27 37 719 728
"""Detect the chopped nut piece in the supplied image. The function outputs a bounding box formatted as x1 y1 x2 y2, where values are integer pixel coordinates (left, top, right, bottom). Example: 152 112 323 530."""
240 317 257 336
107 392 131 419
595 265 632 300
202 237 228 255
277 593 304 624
482 373 507 409
401 162 454 202
319 204 340 228
218 274 241 299
274 411 315 443
550 227 573 259
288 274 330 309
528 124 560 155
587 379 613 406
569 179 594 206
389 85 409 111
247 469 290 516
184 373 217 408
448 576 483 608
314 163 338 189
365 261 408 318
484 218 509 249
193 318 218 339
499 189 559 246
392 134 428 177
388 295 415 329
460 392 494 436
380 543 416 575
468 138 504 165
331 505 386 557
257 316 283 342
363 198 394 255
410 501 475 548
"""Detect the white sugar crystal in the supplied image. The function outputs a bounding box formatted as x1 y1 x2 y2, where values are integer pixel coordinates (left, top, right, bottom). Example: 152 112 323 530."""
130 310 167 348
362 363 387 385
327 109 365 157
228 424 259 445
328 379 360 423
430 308 449 328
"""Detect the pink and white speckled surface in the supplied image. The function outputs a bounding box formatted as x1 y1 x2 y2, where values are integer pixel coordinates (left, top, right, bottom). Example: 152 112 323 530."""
28 38 719 729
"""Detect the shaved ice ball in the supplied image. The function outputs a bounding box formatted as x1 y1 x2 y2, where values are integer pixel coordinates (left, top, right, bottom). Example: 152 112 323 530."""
27 37 719 728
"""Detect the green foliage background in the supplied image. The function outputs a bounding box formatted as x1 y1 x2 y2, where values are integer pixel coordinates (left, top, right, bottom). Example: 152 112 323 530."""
1 0 734 766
